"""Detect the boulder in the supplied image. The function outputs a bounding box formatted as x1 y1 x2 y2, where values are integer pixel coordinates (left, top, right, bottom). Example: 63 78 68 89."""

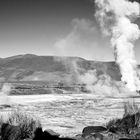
82 126 107 137
91 133 103 140
135 133 140 139
119 138 139 140
108 127 119 134
33 127 47 140
74 134 83 139
44 129 60 137
33 127 76 140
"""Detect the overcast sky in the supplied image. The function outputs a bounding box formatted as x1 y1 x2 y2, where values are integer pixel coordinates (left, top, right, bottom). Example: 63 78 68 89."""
0 0 140 62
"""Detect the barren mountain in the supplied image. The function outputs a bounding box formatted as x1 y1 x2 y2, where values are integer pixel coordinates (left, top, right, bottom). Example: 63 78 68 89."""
0 54 121 83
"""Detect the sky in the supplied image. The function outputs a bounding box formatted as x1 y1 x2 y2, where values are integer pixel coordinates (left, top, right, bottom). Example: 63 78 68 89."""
0 0 140 62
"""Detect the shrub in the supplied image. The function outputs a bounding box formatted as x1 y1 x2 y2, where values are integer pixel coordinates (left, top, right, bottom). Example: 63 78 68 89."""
0 110 41 139
106 118 119 130
123 101 140 117
106 101 140 135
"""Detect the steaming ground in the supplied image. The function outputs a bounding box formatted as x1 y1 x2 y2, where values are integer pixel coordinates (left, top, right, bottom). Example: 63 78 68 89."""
0 92 140 137
95 0 140 91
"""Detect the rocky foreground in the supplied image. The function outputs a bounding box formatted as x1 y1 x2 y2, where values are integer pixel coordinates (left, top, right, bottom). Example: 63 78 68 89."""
1 101 140 140
1 112 140 140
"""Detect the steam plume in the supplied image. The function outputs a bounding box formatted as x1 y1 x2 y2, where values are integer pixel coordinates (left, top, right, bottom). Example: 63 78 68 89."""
95 0 140 91
0 83 11 105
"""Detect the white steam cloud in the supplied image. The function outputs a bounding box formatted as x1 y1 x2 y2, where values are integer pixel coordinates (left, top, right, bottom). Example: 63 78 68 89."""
0 83 11 105
79 69 130 97
54 18 113 61
95 0 140 91
79 70 97 92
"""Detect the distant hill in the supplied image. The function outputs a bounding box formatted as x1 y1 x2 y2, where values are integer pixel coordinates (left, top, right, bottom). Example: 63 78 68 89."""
0 54 121 83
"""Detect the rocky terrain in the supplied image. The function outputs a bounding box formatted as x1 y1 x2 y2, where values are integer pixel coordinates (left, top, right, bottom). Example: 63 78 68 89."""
0 54 140 140
0 54 124 95
1 106 140 140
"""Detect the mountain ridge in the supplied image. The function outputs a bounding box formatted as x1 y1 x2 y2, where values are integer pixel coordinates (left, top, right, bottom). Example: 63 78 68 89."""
0 54 122 83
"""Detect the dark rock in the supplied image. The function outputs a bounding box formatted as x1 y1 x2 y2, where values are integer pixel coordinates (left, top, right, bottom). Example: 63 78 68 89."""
92 133 103 140
60 137 76 140
82 126 107 137
0 105 11 109
33 127 55 140
135 133 140 139
33 127 76 140
74 134 85 140
119 138 139 140
0 105 11 108
106 132 120 140
108 127 119 134
44 129 60 137
74 134 83 138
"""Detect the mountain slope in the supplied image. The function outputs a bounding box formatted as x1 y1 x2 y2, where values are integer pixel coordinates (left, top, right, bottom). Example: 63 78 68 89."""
0 54 121 83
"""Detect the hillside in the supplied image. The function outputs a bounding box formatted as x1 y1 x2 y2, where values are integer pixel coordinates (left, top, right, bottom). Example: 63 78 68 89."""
0 54 121 83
